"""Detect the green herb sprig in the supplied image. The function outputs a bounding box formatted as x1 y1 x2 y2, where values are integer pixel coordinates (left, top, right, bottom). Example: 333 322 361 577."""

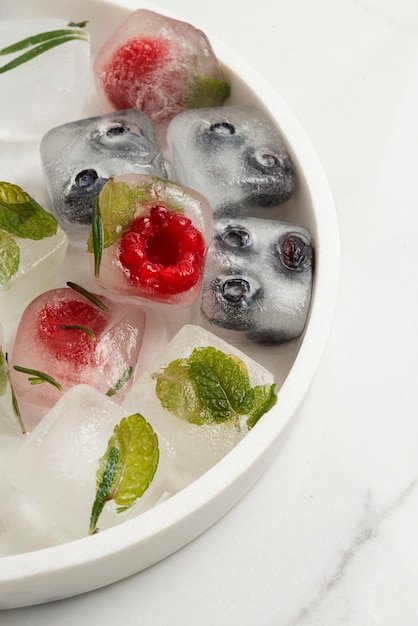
0 23 89 74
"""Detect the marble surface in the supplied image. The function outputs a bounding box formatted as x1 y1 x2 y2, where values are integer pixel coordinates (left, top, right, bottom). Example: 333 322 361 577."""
4 0 418 624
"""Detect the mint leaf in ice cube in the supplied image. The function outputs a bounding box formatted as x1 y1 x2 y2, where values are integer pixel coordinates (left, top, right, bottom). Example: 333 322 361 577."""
89 413 159 534
0 182 58 240
246 384 278 430
154 346 277 427
0 229 20 285
187 75 231 109
0 348 7 397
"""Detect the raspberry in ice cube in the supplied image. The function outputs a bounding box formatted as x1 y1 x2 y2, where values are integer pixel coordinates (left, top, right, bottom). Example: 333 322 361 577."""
0 19 90 139
40 109 167 240
167 105 295 216
9 285 146 431
198 217 314 344
89 174 212 309
93 9 230 134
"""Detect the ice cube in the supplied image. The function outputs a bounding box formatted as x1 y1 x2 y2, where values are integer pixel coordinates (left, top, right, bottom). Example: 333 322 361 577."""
91 174 213 310
93 9 230 137
167 106 295 216
0 227 68 326
197 217 314 344
8 384 167 538
40 109 167 241
123 324 276 489
9 286 146 431
0 19 90 139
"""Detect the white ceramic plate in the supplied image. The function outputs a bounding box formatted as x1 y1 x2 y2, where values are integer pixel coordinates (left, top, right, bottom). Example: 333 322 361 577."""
0 0 339 609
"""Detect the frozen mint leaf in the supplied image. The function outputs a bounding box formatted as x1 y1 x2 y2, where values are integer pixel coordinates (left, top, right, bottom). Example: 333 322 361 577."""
0 348 8 397
0 229 20 285
154 357 204 424
187 75 230 108
89 413 159 534
246 384 278 430
87 179 135 252
189 347 254 422
154 347 258 425
0 182 57 240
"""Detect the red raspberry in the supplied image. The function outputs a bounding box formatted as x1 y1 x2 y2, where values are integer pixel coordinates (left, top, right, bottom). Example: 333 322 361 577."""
37 299 108 367
100 37 186 122
119 205 205 297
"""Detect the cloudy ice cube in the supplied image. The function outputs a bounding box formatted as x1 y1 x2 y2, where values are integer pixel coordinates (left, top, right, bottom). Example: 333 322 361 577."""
197 217 314 344
40 109 167 240
93 9 230 137
93 174 212 310
167 106 295 216
0 19 90 139
10 287 146 431
8 384 167 538
0 227 68 326
123 324 276 490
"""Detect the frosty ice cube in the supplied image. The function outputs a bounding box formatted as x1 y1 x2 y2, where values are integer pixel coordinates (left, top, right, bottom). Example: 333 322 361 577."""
0 181 68 325
198 217 314 344
93 9 230 133
0 19 90 139
90 175 213 310
167 106 295 216
40 109 167 239
8 385 165 538
123 324 277 489
9 285 146 431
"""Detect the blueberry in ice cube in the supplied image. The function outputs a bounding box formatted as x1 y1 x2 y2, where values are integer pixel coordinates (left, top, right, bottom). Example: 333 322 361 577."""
167 106 295 216
40 109 167 234
200 217 313 344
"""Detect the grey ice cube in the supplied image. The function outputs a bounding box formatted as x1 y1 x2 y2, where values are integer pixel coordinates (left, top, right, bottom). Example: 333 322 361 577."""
40 109 167 238
167 106 295 216
199 217 314 344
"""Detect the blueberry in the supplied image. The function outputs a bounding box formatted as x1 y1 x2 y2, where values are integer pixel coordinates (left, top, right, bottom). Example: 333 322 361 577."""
209 122 235 135
279 234 311 270
75 169 99 189
106 123 130 137
221 227 251 248
221 278 251 302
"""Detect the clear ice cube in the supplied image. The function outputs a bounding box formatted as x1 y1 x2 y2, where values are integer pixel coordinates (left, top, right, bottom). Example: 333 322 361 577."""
123 324 276 489
197 217 314 344
9 286 146 431
167 105 295 216
0 19 90 139
93 174 213 310
40 109 167 240
93 9 230 135
0 226 68 326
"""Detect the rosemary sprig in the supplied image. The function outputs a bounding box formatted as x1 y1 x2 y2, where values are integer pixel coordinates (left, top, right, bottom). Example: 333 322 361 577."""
92 196 104 278
0 24 89 75
106 366 134 397
67 281 109 312
13 365 63 392
60 325 96 340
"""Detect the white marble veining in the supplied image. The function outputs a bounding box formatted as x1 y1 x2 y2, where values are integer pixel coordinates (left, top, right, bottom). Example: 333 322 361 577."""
4 0 418 623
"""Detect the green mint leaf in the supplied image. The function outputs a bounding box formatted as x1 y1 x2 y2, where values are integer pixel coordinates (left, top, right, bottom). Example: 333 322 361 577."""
87 180 136 254
246 384 278 430
0 182 57 240
0 229 20 286
154 347 263 425
0 34 88 75
90 195 103 276
187 75 231 108
89 413 159 534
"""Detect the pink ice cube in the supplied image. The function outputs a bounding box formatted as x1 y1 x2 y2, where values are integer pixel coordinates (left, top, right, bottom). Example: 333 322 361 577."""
93 9 230 133
90 174 213 310
10 285 146 431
